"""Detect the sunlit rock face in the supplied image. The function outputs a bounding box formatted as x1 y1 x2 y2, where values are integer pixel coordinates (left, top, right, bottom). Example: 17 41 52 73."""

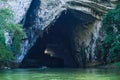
4 30 12 45
0 0 32 23
7 0 32 23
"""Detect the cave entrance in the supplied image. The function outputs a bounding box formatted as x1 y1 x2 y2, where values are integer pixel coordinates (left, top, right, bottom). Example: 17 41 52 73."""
20 9 96 68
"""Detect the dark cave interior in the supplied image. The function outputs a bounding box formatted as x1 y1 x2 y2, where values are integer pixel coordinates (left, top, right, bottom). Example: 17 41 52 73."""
20 9 95 68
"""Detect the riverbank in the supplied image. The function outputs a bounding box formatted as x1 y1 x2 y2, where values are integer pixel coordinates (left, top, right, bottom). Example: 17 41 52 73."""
1 61 120 69
0 61 19 69
99 62 120 69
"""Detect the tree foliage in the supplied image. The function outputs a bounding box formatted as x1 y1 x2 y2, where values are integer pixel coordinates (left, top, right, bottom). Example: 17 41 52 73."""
0 8 24 62
101 3 120 62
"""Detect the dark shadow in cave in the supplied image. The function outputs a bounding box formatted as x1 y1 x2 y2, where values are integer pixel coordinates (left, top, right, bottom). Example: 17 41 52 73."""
20 9 95 68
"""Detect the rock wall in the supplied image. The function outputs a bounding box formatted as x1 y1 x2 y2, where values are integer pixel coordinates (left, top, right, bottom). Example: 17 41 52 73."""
1 0 117 68
20 0 67 63
20 0 116 68
0 0 32 23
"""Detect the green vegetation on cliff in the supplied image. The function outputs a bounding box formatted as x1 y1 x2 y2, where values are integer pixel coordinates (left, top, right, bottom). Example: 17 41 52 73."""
101 3 120 63
0 8 24 66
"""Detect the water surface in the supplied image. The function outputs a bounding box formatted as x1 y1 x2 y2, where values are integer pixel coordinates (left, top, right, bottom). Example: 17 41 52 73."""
0 68 120 80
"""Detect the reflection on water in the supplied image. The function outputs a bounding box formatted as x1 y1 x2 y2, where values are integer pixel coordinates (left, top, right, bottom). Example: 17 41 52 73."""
0 68 120 80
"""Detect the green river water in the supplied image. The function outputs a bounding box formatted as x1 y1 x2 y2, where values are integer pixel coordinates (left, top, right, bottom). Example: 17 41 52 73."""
0 68 120 80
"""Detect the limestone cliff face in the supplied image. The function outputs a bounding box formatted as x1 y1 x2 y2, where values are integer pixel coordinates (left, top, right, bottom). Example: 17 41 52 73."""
1 0 117 67
19 0 118 68
0 0 32 23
